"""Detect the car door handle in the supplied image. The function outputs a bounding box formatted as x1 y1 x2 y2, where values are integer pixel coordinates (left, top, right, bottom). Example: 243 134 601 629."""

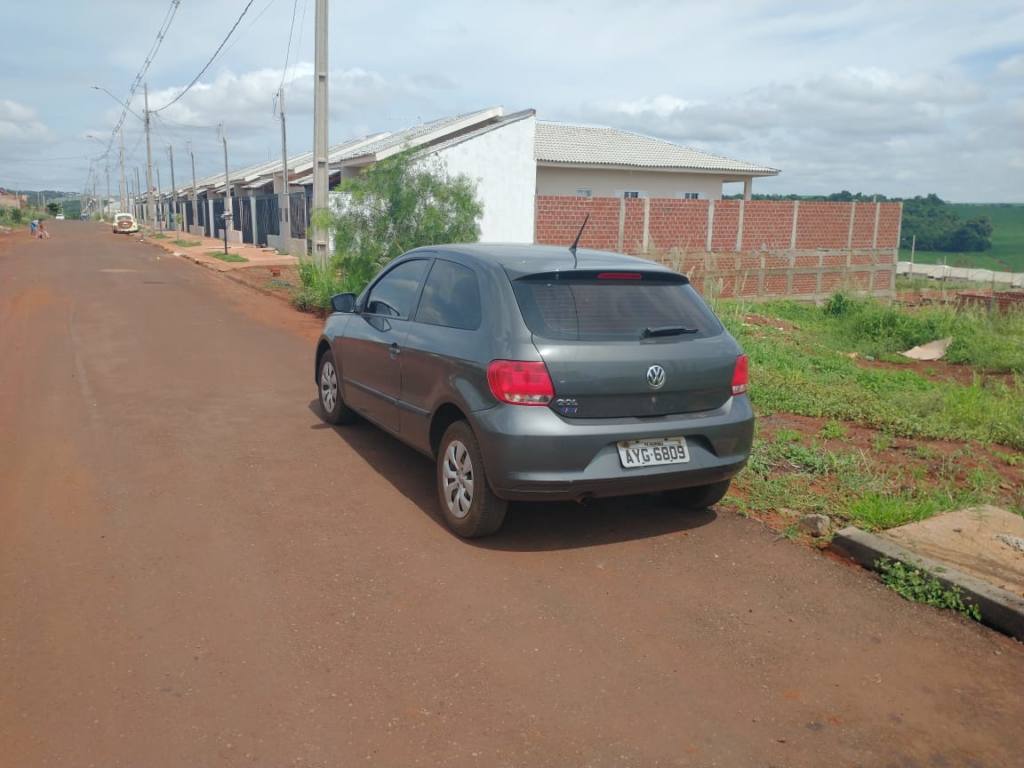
389 342 401 357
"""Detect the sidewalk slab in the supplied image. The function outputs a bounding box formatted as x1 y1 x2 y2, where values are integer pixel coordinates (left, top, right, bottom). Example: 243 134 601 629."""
832 510 1024 641
143 230 299 272
883 505 1024 596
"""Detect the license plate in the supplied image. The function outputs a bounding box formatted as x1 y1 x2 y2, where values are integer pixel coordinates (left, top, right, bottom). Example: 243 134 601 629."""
617 436 689 468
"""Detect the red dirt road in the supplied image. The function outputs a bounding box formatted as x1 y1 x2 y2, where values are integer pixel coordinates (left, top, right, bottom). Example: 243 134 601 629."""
2 223 1022 767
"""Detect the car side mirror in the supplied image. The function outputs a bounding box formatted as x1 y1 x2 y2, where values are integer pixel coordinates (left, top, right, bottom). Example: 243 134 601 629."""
331 293 357 313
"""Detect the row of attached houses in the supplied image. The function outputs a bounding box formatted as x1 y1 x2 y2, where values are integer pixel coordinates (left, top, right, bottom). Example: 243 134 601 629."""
137 106 779 255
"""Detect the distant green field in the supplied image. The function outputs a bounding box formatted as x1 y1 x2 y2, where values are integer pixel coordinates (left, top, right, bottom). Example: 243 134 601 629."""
899 203 1024 272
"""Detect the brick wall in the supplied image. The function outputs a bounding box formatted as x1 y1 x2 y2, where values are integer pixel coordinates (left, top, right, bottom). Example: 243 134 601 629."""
534 196 901 301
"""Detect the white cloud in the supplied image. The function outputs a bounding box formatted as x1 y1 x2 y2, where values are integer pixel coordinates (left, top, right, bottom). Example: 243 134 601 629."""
579 66 1020 199
997 52 1024 77
142 63 445 131
0 99 52 142
611 95 697 118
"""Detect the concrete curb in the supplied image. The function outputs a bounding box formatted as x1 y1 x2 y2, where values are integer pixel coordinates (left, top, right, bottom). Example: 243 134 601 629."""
831 526 1024 641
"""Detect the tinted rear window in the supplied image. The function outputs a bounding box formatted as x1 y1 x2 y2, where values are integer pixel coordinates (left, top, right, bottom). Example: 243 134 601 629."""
512 274 722 341
415 259 481 330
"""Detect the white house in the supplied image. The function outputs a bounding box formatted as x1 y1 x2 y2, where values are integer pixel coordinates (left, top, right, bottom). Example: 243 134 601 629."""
534 121 778 201
164 105 778 251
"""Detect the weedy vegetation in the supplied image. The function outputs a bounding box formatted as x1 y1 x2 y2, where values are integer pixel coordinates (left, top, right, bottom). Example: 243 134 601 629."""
875 559 982 621
716 294 1024 450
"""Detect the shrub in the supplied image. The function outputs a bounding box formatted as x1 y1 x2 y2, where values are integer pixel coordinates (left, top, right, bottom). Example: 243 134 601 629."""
318 149 483 296
293 259 346 313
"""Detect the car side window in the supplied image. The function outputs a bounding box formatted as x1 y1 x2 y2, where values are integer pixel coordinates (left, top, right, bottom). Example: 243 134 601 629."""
364 259 430 319
414 259 482 330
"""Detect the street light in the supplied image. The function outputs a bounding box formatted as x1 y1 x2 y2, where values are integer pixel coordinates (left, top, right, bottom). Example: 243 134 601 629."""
91 85 144 122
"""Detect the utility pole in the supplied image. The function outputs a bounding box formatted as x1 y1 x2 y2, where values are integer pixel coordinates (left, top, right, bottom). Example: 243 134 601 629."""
144 82 155 231
189 141 197 235
156 163 163 229
221 125 231 256
278 85 289 241
134 167 141 218
119 127 127 212
168 145 177 232
311 0 329 263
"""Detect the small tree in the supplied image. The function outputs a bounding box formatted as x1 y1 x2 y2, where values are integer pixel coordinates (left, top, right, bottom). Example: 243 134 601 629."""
320 150 483 293
46 202 60 216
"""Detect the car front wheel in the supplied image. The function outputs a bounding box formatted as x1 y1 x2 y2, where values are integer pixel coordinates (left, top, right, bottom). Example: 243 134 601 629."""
664 479 732 509
436 421 507 538
317 350 356 425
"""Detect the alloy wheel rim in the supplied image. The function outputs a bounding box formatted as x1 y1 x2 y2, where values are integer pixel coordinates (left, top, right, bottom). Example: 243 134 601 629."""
320 361 338 412
442 440 474 519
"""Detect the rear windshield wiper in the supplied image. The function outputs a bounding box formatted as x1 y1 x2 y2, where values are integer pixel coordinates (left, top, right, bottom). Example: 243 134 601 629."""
641 325 698 338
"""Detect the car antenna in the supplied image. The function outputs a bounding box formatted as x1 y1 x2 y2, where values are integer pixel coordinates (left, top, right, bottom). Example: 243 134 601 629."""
568 214 589 269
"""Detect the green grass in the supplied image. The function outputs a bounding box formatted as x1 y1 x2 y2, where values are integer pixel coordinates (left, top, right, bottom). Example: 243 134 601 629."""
149 232 169 240
208 250 248 263
293 258 347 312
715 296 1024 450
876 559 981 621
173 238 201 248
732 432 1007 531
900 203 1024 271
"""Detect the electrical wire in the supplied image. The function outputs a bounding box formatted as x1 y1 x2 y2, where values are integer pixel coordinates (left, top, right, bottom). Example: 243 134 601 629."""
277 0 301 99
102 0 182 154
151 0 258 113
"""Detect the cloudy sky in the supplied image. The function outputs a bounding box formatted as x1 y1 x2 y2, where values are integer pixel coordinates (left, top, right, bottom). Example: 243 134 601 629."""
2 0 1022 200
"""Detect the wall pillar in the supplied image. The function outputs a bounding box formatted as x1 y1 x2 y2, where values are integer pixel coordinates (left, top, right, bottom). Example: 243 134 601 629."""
250 195 258 245
743 178 752 201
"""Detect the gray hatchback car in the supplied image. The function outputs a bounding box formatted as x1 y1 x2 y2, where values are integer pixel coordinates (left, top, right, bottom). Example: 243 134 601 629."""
314 244 753 537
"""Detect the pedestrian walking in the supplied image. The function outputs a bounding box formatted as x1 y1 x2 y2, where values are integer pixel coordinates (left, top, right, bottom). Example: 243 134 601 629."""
30 219 38 237
37 221 49 239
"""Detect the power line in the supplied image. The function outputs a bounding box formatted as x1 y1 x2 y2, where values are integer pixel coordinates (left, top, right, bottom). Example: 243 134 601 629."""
219 0 281 63
151 0 258 113
278 0 301 97
102 0 182 155
293 0 310 82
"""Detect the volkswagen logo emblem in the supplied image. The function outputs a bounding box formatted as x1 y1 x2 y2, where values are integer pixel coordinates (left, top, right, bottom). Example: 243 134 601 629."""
646 364 666 390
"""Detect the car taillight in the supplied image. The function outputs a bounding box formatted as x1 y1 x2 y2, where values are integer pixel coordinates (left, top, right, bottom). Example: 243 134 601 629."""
487 360 554 406
732 354 749 396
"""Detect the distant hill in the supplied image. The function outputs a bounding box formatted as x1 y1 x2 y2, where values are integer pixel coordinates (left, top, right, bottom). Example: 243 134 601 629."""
901 204 1024 272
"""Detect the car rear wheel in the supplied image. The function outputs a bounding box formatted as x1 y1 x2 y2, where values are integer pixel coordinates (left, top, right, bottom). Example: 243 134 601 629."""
317 350 356 425
664 479 732 509
437 421 507 538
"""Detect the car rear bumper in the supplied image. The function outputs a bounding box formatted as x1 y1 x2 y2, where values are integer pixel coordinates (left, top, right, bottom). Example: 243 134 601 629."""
471 396 754 501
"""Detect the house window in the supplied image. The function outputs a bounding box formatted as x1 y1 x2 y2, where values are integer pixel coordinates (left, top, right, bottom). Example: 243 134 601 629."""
677 192 700 200
575 188 592 198
621 190 644 199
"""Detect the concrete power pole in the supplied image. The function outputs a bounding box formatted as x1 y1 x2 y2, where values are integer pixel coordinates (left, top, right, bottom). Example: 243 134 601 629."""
156 163 163 229
134 167 141 214
119 127 127 212
105 163 110 218
189 141 197 235
168 144 177 231
278 85 289 244
311 0 329 263
144 82 156 231
221 126 231 256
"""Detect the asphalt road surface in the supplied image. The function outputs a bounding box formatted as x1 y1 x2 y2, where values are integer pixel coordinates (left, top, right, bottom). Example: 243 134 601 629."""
2 223 1022 768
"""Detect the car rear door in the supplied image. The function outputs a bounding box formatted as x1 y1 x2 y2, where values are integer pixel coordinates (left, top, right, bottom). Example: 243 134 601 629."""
400 258 486 452
510 270 739 418
340 258 430 433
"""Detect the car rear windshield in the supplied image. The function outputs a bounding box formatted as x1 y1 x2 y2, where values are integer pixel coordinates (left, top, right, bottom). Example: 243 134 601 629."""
511 271 722 341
